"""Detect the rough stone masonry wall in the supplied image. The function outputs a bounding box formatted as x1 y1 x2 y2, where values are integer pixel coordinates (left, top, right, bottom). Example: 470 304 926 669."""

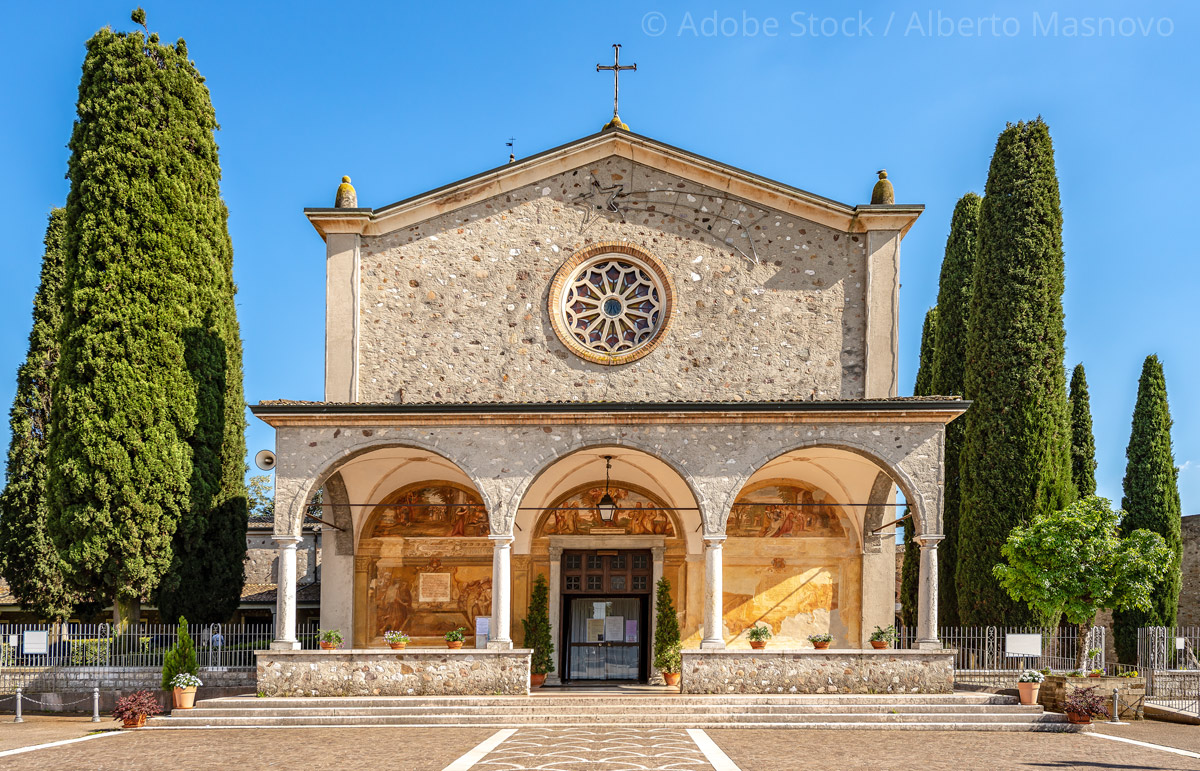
357 156 868 404
0 666 253 694
1177 515 1200 626
681 649 954 694
256 649 531 696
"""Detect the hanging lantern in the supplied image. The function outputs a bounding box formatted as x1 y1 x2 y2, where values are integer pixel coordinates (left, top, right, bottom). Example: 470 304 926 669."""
598 455 618 522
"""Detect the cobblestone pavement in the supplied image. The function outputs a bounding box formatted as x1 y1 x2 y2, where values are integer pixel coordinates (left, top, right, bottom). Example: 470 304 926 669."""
473 728 715 771
1093 720 1200 754
0 715 112 752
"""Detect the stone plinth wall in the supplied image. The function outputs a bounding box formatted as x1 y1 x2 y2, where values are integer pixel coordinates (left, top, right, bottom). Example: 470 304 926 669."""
681 649 955 694
0 666 253 694
1152 670 1200 700
1038 675 1145 720
256 648 532 696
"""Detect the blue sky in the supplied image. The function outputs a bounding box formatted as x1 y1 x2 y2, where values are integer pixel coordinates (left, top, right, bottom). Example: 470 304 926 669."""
1 1 1196 516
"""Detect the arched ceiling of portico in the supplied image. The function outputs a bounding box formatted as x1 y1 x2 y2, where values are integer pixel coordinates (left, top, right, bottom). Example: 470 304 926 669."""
513 447 702 554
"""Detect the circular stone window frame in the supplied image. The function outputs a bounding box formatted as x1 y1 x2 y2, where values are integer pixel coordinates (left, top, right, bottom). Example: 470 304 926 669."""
547 241 675 366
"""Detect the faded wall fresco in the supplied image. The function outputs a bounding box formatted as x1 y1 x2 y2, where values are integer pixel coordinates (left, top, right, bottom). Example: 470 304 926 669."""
368 558 491 642
536 485 676 537
727 481 847 538
366 482 488 538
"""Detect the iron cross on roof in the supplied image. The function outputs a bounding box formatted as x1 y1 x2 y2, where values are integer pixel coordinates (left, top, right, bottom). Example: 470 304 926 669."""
596 43 636 123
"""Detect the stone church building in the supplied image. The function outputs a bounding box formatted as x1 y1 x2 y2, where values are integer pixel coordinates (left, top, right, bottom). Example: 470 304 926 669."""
252 125 963 685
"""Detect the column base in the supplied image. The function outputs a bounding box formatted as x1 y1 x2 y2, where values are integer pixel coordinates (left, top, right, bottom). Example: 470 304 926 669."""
486 639 514 650
699 639 726 650
544 673 562 686
915 639 942 651
270 640 301 651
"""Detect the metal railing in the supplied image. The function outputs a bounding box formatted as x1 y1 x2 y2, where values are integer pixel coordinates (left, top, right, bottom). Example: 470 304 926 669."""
1139 626 1200 716
896 625 1105 673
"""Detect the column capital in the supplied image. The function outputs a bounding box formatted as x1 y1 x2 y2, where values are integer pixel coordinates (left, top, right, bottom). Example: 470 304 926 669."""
489 534 514 546
916 534 945 547
702 535 727 547
548 544 564 561
274 535 302 547
651 545 666 560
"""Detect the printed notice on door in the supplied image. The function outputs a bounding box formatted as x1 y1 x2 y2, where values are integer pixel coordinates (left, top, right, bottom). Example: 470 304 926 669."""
604 616 624 642
418 573 452 603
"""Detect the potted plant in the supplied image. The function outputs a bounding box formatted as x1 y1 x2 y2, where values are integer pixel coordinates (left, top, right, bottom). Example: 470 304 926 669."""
1017 669 1044 705
808 633 833 650
1089 668 1104 678
170 672 202 710
383 630 409 650
1064 685 1108 725
445 627 466 649
1118 670 1140 678
319 629 344 650
869 625 896 650
1067 670 1084 678
112 690 163 729
522 574 555 687
653 578 683 687
161 617 199 709
747 625 772 650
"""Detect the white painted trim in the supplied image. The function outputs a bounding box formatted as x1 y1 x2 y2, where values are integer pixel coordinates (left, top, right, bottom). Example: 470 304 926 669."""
1088 732 1200 759
0 729 125 758
686 728 743 771
440 728 517 770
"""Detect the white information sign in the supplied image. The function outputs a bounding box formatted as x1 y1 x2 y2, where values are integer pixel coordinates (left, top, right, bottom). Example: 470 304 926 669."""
1004 633 1042 658
474 617 490 648
1176 637 1187 651
23 630 49 655
418 573 452 604
604 616 625 643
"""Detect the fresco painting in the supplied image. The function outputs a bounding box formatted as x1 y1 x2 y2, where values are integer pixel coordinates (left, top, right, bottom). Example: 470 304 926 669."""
727 482 847 538
722 566 847 646
367 482 488 538
369 558 491 640
537 486 676 537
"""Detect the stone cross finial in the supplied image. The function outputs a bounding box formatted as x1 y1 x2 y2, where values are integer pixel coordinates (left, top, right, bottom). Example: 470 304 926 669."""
597 44 636 131
871 169 895 205
334 176 357 208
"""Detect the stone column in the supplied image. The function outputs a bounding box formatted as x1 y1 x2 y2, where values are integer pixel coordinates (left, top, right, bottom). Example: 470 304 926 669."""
700 536 726 650
650 545 666 681
916 535 943 650
546 545 563 685
488 535 514 650
271 536 301 650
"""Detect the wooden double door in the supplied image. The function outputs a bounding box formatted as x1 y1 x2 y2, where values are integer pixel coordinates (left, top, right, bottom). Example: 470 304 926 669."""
560 549 652 682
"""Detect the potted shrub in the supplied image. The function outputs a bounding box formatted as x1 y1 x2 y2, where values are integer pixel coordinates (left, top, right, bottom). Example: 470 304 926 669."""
170 672 202 710
1067 670 1084 678
161 617 199 709
1118 670 1140 678
112 690 163 729
1017 669 1044 705
383 631 409 650
1064 685 1108 725
747 625 772 650
445 627 466 649
869 625 896 650
808 633 833 650
653 578 683 687
522 574 555 688
318 629 344 650
1089 668 1104 678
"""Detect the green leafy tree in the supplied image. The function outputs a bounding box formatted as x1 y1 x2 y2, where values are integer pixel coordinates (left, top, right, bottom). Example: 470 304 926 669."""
521 573 555 675
930 193 981 627
47 13 247 631
900 307 937 627
161 616 199 689
0 210 80 620
1069 364 1098 497
1113 355 1182 662
957 118 1076 626
994 496 1170 671
247 475 274 518
653 578 682 674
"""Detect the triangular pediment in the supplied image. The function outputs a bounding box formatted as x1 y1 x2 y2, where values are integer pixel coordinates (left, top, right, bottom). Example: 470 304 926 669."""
305 130 921 239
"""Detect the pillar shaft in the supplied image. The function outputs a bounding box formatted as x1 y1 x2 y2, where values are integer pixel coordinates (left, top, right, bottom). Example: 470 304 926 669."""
700 537 725 650
271 537 301 650
488 535 514 650
545 546 563 685
916 535 943 650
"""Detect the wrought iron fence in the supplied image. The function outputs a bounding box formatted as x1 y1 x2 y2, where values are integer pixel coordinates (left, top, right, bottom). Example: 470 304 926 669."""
1138 626 1200 716
896 625 1105 673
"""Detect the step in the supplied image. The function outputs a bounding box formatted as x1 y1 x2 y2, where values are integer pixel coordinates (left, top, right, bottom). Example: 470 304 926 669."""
191 693 1018 709
152 711 1063 725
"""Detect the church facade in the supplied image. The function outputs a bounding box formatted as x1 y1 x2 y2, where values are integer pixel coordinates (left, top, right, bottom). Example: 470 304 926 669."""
252 127 961 686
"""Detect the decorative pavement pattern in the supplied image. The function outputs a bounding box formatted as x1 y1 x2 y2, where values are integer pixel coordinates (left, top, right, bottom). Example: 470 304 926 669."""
463 727 728 771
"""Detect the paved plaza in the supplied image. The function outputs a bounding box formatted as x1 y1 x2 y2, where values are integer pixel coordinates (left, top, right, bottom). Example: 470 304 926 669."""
2 721 1200 770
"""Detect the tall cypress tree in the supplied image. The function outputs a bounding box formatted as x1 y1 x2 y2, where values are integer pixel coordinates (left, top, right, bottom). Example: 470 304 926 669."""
1113 355 1182 662
900 307 937 627
957 119 1076 626
930 193 981 627
48 13 246 630
0 210 79 619
1069 363 1098 497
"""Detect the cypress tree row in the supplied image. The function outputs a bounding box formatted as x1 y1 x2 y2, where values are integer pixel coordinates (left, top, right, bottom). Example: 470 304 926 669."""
900 307 938 627
1069 363 1098 497
957 119 1076 627
1113 355 1182 662
48 14 247 630
0 210 79 619
929 192 981 627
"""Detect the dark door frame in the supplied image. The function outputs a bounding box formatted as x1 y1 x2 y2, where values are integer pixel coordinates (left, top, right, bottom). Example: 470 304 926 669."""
560 593 651 683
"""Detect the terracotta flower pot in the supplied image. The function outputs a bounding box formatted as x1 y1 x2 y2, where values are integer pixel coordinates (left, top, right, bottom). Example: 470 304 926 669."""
663 672 681 687
812 641 830 650
1088 673 1101 678
447 640 464 649
1066 711 1092 725
122 714 147 729
749 640 766 650
1017 682 1040 706
389 642 407 650
172 686 197 710
319 641 337 650
870 641 888 649
530 673 546 688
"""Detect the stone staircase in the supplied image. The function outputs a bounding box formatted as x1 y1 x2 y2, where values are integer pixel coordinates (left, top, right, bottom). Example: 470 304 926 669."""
148 692 1085 731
